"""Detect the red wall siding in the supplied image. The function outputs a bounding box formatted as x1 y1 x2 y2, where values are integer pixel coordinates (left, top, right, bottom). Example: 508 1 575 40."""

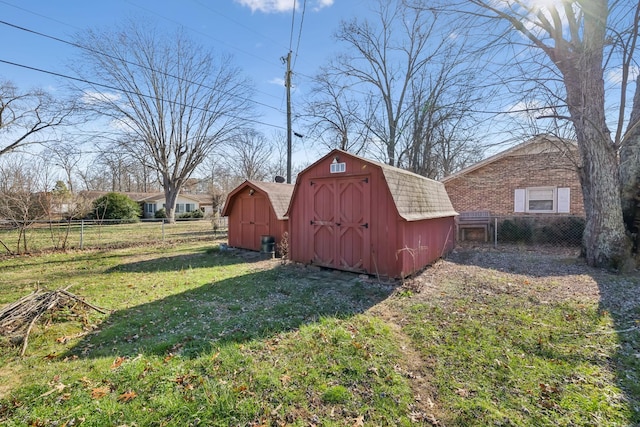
227 186 288 251
397 217 455 278
289 152 454 278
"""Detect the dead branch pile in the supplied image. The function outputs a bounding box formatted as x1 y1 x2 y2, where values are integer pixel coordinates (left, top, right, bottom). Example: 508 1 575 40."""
0 287 109 356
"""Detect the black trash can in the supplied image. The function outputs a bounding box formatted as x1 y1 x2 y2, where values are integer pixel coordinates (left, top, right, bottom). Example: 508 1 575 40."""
260 235 275 254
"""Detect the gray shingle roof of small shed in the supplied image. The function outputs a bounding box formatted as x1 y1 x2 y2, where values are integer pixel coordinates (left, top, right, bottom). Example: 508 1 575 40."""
372 160 458 221
247 181 295 220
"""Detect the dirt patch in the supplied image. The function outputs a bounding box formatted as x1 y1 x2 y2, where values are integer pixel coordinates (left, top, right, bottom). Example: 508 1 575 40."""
369 303 443 425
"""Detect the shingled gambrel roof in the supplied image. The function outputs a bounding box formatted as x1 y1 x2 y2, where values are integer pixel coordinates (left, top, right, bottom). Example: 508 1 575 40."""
247 181 295 220
222 180 294 220
354 155 456 221
378 164 458 221
293 149 457 221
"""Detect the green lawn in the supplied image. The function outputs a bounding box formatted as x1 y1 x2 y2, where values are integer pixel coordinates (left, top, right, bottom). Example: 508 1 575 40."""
0 242 638 426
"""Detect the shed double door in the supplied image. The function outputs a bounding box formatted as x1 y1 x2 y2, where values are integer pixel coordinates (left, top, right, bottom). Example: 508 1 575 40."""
309 176 370 272
239 194 269 251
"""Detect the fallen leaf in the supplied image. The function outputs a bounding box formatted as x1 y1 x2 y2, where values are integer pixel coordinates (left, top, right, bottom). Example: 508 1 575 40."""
91 386 110 399
111 356 126 370
270 403 283 416
117 390 137 402
163 353 174 363
352 415 365 427
280 374 291 386
38 383 66 398
455 388 470 398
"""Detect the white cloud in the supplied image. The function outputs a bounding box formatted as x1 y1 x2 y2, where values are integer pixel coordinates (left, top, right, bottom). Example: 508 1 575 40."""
235 0 333 13
508 100 554 121
606 66 640 85
81 90 120 105
269 77 285 86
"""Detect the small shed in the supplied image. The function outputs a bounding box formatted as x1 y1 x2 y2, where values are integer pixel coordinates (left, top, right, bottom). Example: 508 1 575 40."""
222 180 294 252
287 149 457 278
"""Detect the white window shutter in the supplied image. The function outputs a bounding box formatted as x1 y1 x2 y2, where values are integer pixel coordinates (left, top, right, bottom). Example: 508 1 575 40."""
514 189 526 212
557 187 570 213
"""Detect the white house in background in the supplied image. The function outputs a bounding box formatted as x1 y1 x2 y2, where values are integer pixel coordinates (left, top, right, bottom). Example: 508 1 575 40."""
138 193 203 218
80 191 213 218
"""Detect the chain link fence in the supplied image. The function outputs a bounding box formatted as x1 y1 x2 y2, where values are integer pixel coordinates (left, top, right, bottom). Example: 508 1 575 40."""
458 215 585 249
0 217 228 255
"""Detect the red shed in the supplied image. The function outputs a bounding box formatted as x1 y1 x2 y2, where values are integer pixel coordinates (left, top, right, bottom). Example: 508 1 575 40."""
222 180 294 252
287 150 457 278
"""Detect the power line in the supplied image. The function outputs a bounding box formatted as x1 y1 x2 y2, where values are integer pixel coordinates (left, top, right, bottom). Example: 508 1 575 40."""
125 0 285 72
289 0 297 52
0 19 286 113
292 0 307 71
0 58 287 131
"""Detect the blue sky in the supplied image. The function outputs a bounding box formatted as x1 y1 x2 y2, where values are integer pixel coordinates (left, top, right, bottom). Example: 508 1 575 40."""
0 0 372 162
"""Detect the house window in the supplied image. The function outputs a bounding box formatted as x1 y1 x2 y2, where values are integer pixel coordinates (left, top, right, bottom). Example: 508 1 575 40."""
514 187 570 213
176 203 185 213
145 203 156 213
528 188 555 212
186 203 195 212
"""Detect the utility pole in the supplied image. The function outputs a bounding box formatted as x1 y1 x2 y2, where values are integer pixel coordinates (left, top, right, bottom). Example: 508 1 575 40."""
283 51 293 183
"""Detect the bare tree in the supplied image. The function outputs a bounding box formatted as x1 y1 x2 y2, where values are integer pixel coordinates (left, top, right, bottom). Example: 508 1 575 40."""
44 139 84 193
226 129 273 181
458 0 640 269
0 155 51 253
315 0 482 178
331 0 445 166
0 81 74 157
73 21 254 222
397 48 485 179
304 66 375 155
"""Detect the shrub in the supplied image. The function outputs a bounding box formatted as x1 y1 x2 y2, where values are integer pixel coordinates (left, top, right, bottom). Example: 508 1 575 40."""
498 216 585 245
154 208 167 219
90 192 141 222
178 210 204 219
498 218 533 243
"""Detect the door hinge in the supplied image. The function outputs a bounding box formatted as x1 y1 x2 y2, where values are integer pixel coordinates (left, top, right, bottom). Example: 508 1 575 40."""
310 220 315 225
362 177 369 183
310 180 315 186
361 222 368 228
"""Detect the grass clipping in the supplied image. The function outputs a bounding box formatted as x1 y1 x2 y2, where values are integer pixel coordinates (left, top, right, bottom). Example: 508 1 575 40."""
0 287 108 356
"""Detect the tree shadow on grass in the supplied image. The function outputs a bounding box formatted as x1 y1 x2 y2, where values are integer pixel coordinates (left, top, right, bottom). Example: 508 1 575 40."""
106 248 261 274
66 262 395 360
445 246 640 425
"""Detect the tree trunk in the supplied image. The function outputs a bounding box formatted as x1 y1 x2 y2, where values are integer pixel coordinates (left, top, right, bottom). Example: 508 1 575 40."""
560 0 634 270
164 179 179 224
620 84 640 250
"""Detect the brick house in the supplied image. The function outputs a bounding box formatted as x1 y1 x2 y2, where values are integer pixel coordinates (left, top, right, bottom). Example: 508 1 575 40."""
442 135 585 218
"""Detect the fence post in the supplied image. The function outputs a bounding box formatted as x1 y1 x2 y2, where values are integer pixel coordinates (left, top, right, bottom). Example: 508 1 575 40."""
80 219 84 250
162 219 165 241
494 217 498 248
